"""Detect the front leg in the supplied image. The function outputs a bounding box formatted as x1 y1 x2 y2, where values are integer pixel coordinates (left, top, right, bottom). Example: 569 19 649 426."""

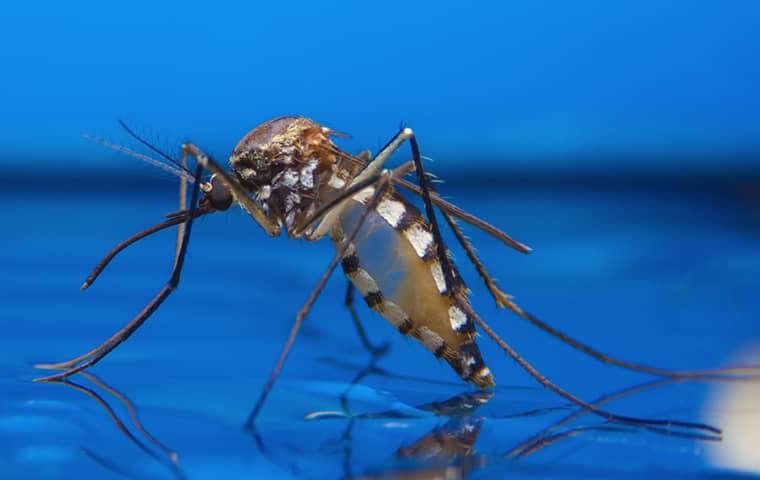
35 159 207 381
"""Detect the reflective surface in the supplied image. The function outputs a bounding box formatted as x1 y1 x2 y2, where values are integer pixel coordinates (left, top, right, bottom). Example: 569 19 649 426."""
2 177 759 479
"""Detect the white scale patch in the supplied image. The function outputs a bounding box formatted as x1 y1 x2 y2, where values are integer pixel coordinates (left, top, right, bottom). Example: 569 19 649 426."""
240 167 257 179
257 184 271 201
418 326 444 353
285 192 301 212
380 300 407 327
478 367 492 378
461 355 476 376
430 261 447 294
280 169 299 188
404 223 434 258
300 160 318 189
351 268 380 296
342 242 406 327
278 145 296 161
328 174 346 189
353 187 375 205
448 305 468 331
376 197 406 228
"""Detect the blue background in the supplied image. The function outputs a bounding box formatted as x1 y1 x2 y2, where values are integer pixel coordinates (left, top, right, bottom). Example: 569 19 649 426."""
2 1 760 174
2 2 760 479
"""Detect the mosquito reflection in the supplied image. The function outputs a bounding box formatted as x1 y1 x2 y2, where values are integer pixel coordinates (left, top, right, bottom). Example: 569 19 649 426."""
349 395 490 480
45 372 184 480
306 365 757 479
45 348 758 479
304 340 492 479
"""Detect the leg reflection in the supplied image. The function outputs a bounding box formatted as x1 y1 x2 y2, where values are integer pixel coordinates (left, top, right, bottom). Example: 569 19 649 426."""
47 373 185 479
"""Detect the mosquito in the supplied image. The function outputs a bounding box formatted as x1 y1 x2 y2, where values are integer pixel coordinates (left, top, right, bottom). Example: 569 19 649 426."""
34 116 757 437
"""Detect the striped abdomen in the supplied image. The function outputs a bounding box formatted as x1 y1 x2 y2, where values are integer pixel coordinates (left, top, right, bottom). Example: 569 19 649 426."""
331 186 495 388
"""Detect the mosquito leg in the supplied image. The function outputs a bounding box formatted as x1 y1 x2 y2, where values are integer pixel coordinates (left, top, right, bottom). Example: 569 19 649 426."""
174 147 189 266
34 161 205 381
464 299 720 436
393 174 532 253
344 283 389 356
500 301 760 378
295 174 382 238
244 172 394 429
398 128 458 290
41 212 207 369
295 160 418 239
392 160 417 178
436 202 736 378
441 204 760 378
391 159 524 303
395 144 760 379
398 128 721 437
306 129 417 240
351 129 416 184
78 210 208 293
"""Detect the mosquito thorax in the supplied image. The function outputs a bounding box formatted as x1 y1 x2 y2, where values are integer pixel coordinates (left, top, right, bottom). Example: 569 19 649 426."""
229 116 360 236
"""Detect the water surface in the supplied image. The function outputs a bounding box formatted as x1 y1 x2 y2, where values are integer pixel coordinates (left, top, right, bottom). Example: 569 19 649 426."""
2 177 759 479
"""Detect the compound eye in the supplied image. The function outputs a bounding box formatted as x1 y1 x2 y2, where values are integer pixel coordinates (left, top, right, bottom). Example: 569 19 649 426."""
209 175 233 211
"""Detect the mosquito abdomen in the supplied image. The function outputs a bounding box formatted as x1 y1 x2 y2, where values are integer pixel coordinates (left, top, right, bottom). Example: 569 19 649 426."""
333 187 495 388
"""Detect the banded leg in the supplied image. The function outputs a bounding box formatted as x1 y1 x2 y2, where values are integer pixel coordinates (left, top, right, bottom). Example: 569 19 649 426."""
344 283 389 356
244 171 396 429
392 127 721 436
35 156 206 381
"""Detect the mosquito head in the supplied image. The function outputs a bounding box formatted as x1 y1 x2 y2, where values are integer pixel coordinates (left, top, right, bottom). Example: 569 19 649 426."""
228 116 333 188
200 174 233 212
227 116 346 232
